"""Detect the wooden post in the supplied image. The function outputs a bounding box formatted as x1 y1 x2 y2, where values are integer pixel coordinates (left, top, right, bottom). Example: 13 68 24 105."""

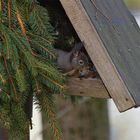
0 128 8 140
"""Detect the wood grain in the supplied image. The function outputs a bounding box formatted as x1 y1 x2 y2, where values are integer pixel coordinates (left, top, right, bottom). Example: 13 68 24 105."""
59 0 136 112
65 77 110 99
81 0 140 105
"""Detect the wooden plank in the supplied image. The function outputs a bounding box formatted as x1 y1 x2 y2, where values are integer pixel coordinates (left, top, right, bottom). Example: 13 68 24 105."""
80 0 140 105
59 0 135 112
64 77 110 99
0 128 8 140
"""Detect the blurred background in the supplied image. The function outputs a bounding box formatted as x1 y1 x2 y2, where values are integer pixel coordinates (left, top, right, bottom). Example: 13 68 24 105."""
30 0 140 140
124 0 140 9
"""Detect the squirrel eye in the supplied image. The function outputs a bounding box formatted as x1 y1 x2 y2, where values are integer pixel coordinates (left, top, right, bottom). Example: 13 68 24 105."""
79 60 84 65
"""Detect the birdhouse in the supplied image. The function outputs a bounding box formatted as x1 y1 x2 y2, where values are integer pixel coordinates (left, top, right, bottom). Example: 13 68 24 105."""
58 0 140 112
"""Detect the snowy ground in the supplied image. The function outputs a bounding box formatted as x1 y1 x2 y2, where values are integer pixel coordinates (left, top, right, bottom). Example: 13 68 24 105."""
133 11 140 25
30 104 43 140
109 100 140 140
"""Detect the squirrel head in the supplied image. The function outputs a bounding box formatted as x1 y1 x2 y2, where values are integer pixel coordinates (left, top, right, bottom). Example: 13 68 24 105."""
70 42 89 77
71 51 89 69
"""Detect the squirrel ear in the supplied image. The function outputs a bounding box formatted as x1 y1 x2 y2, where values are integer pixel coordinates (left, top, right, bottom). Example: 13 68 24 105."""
72 51 79 57
72 42 83 52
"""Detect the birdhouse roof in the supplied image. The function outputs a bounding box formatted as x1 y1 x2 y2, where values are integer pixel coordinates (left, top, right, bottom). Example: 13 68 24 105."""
59 0 140 112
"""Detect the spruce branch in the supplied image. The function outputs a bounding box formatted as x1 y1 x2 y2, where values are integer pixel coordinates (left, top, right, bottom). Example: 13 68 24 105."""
0 0 65 139
37 94 63 140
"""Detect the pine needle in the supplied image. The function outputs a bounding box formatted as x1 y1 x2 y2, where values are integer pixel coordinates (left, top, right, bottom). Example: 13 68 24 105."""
40 73 64 90
42 95 62 140
3 56 18 100
0 0 2 15
0 73 6 84
46 101 62 140
8 0 11 28
16 8 27 39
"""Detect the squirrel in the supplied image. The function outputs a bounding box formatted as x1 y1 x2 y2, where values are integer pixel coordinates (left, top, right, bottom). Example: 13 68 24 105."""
56 42 96 78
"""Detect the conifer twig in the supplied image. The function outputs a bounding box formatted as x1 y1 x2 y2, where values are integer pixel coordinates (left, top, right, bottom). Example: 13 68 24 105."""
3 56 18 100
43 96 62 140
8 0 11 28
0 0 2 17
40 72 64 89
0 73 6 85
27 32 52 44
16 8 27 39
29 39 56 58
16 8 38 57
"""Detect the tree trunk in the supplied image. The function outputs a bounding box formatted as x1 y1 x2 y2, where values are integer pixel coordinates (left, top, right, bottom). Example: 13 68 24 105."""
42 97 110 140
0 128 8 140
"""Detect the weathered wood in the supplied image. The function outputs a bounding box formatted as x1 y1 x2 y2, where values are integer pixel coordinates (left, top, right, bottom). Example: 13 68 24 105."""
64 77 110 99
59 0 137 112
43 97 109 140
0 128 8 140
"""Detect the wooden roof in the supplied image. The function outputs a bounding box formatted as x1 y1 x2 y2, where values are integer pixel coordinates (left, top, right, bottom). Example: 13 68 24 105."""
59 0 140 112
